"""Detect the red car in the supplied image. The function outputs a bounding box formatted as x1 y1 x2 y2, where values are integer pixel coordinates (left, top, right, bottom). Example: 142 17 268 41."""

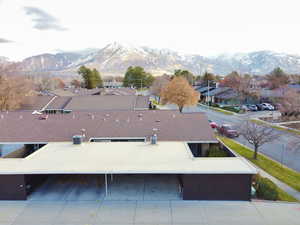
209 120 218 129
218 124 239 138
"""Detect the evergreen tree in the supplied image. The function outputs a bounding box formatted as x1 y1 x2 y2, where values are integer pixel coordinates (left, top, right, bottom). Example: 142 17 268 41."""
123 66 154 88
174 69 195 85
78 66 103 89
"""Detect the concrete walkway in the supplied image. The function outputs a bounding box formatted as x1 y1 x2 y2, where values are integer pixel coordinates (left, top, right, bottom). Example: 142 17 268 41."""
0 200 299 225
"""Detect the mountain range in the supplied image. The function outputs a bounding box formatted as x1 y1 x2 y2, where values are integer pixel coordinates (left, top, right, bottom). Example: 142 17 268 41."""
2 42 300 77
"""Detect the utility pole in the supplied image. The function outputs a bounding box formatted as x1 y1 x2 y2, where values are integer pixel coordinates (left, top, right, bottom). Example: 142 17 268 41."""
281 143 285 168
207 80 210 107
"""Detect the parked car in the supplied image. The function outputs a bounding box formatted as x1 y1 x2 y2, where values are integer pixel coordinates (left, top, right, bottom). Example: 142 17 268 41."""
208 120 218 129
261 103 275 111
217 124 239 138
241 105 249 111
247 104 258 111
256 104 264 111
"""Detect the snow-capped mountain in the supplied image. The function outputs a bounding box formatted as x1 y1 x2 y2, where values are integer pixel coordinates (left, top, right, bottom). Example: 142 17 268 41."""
2 42 300 76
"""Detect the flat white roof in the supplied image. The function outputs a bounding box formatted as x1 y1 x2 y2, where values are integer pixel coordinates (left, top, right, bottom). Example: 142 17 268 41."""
0 142 257 175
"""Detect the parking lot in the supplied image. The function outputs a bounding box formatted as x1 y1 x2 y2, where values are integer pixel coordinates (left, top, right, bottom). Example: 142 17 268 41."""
28 174 181 201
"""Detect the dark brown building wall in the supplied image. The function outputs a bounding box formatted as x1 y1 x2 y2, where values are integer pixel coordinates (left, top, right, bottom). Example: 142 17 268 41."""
0 175 27 200
182 174 252 201
25 175 49 195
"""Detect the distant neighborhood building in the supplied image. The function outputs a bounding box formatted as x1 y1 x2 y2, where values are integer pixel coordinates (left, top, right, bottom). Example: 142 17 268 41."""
19 94 149 113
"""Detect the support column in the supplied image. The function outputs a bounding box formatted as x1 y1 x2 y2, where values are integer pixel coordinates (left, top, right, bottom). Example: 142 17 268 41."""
105 174 108 196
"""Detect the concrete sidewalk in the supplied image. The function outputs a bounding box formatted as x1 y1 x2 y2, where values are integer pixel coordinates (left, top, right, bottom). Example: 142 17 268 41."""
0 200 299 225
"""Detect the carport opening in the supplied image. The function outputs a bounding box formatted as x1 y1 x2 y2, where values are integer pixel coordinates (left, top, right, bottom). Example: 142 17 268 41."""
187 142 236 157
26 174 183 201
0 143 46 158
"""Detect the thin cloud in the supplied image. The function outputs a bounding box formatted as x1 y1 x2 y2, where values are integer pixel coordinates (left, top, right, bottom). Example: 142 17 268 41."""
0 38 13 43
24 6 67 31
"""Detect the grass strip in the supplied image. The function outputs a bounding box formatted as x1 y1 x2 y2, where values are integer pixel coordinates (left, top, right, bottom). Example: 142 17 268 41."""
218 136 300 202
251 119 300 136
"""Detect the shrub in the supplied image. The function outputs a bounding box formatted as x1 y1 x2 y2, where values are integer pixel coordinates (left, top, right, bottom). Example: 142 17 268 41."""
207 146 228 157
253 174 279 200
222 106 240 113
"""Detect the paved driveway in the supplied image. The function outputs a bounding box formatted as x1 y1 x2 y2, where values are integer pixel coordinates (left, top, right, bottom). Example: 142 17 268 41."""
0 200 299 225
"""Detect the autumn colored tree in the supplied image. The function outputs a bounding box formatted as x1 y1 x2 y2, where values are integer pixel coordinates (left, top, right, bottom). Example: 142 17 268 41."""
150 75 170 103
55 77 66 89
161 76 199 112
266 67 290 89
220 71 255 102
0 75 35 111
71 79 82 88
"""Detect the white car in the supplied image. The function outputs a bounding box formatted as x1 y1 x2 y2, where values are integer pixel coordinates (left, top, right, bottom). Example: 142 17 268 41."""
261 103 275 110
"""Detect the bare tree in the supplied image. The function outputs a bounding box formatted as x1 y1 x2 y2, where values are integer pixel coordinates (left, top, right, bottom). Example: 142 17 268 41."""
279 88 300 120
0 75 35 111
239 121 278 159
220 71 258 103
34 76 63 91
150 75 170 103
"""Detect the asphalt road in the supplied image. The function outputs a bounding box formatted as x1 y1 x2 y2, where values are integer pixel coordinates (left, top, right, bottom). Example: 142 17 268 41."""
161 104 300 172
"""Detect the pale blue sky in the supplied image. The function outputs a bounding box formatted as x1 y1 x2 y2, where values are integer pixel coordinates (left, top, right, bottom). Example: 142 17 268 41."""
1 0 300 60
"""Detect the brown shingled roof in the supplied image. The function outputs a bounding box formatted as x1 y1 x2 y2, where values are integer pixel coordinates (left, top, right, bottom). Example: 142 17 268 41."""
64 95 148 111
135 96 150 109
19 96 54 111
0 110 216 143
45 97 72 110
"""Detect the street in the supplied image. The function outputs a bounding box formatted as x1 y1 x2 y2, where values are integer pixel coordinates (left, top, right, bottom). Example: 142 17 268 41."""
161 104 300 172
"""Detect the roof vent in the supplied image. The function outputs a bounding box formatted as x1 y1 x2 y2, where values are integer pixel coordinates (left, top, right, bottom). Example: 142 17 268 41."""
39 115 48 120
150 134 157 145
73 135 83 145
138 113 143 117
80 128 86 138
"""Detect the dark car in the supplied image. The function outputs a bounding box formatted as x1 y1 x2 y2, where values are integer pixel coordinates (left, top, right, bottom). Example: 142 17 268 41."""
218 124 239 138
256 104 264 111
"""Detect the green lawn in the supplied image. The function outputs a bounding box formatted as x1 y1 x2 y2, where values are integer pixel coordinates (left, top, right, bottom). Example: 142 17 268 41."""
219 136 300 202
199 104 234 115
251 119 300 136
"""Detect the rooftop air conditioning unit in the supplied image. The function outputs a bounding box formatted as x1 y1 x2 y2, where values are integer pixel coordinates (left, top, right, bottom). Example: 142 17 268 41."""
150 134 157 145
73 135 83 145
